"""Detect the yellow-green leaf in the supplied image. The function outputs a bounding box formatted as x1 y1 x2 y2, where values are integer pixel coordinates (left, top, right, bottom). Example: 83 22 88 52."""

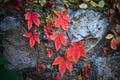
105 34 114 39
83 0 91 2
46 14 51 23
98 0 105 8
52 10 58 16
79 3 88 9
90 1 99 7
39 0 46 6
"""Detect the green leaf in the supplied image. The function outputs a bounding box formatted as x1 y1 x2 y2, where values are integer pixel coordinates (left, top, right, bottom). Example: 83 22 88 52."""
98 0 105 8
83 0 91 1
0 56 10 65
90 1 99 7
79 3 88 9
39 0 46 6
68 0 75 3
0 69 23 80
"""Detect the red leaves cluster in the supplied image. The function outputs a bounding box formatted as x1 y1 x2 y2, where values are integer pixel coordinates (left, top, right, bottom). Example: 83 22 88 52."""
52 41 86 75
4 0 22 10
50 32 67 51
25 12 40 30
67 41 86 63
52 56 72 75
55 10 70 30
23 30 40 47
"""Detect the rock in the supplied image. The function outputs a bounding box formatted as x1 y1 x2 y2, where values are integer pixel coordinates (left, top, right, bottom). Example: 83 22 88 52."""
2 20 37 70
68 10 109 51
91 56 120 80
0 16 20 31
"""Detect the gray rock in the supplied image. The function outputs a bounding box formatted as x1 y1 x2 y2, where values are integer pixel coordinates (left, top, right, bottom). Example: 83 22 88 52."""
2 26 37 70
91 56 120 80
68 10 109 51
0 16 20 31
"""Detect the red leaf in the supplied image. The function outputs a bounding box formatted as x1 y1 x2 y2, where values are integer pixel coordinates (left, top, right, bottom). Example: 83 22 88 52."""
46 47 53 58
110 38 117 50
67 41 86 63
83 62 90 78
80 47 86 58
23 32 32 38
52 75 61 80
30 36 35 47
77 41 84 47
23 30 40 47
37 64 46 73
73 48 81 63
52 56 64 65
32 12 40 27
71 41 84 47
66 60 72 72
60 33 67 46
50 32 67 51
71 42 77 46
50 33 58 40
25 12 40 30
55 37 61 51
53 56 73 75
44 22 53 39
59 60 66 75
55 10 70 30
34 36 40 44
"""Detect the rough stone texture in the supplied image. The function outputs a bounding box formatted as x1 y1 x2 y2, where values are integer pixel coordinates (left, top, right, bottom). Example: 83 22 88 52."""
1 16 37 70
91 56 120 80
0 16 20 31
68 10 109 51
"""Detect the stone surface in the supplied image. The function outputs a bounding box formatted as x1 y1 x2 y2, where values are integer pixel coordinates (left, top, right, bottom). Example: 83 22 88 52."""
0 16 20 31
91 56 120 80
1 16 37 70
68 10 109 51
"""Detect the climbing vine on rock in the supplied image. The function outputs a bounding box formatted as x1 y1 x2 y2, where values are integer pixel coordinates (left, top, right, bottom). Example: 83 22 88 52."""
23 7 87 75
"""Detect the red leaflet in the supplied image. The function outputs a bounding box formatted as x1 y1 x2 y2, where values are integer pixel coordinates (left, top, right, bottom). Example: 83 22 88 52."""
37 64 46 74
52 74 61 80
4 0 22 10
50 32 67 51
25 12 40 30
23 30 40 47
67 41 86 63
82 62 90 78
45 43 53 58
55 10 70 30
44 22 53 39
110 37 120 50
52 56 72 75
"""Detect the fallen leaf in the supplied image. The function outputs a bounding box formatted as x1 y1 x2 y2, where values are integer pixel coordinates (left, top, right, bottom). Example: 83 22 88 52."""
105 34 114 39
79 3 88 9
78 74 83 80
98 0 105 8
